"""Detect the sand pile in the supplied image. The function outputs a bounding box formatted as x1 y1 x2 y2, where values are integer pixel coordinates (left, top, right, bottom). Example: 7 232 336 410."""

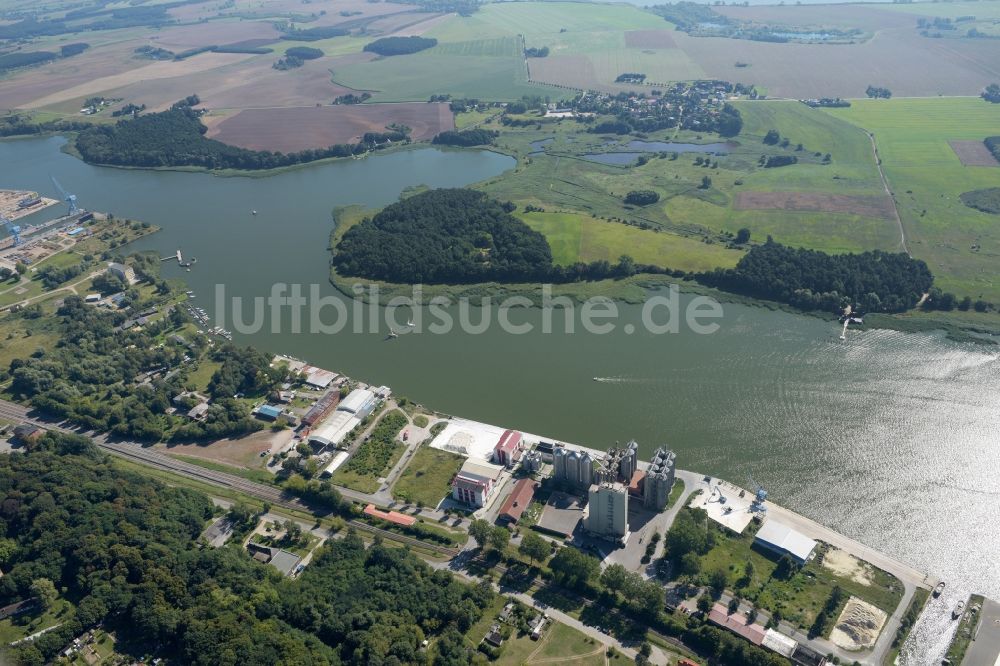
830 596 887 650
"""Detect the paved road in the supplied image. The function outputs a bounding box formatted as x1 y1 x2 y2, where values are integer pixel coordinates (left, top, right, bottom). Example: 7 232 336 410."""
0 399 462 558
965 598 1000 666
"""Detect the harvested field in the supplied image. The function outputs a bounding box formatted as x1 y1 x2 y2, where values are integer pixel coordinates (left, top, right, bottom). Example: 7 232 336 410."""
672 27 1000 98
23 52 255 110
830 596 887 651
0 41 143 109
207 102 454 151
734 191 896 220
950 140 1000 167
528 54 603 91
624 29 677 49
218 39 280 50
384 12 453 37
148 20 282 50
100 56 363 112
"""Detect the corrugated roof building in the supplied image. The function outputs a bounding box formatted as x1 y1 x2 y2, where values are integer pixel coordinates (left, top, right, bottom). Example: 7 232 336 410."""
499 479 538 524
754 519 817 564
708 603 766 645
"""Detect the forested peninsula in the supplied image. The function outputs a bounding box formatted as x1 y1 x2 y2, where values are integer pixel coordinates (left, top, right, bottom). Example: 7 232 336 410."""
74 98 407 170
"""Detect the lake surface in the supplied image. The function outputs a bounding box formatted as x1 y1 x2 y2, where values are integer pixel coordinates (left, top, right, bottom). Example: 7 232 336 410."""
626 140 736 153
3 137 999 663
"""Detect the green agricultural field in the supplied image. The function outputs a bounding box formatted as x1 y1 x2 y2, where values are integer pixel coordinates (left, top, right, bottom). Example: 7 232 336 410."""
519 211 743 272
332 52 552 102
482 99 901 261
827 98 1000 304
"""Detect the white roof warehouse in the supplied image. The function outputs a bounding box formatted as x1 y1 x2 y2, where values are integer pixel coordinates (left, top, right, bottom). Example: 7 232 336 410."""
754 519 817 564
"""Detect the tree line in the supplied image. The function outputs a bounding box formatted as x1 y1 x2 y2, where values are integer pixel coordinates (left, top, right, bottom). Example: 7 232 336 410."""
0 436 496 665
74 101 405 170
431 128 497 146
363 36 438 56
698 237 934 313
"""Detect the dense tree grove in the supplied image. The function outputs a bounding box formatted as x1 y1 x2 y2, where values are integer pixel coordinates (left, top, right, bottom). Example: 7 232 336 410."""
986 136 1000 162
285 46 324 60
0 51 58 73
7 295 269 442
960 187 1000 215
431 128 497 146
624 190 660 205
983 84 1000 103
699 238 934 313
0 438 494 665
74 102 400 170
281 25 349 41
866 85 892 99
363 36 438 56
0 4 175 41
333 189 553 283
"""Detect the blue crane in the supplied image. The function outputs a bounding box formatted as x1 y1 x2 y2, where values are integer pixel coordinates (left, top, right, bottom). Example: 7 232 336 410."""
747 474 768 514
50 175 79 216
0 213 21 247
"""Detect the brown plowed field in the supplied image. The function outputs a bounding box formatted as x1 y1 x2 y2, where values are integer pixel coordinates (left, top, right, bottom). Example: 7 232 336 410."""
949 140 1000 167
734 191 896 219
624 30 677 49
207 102 454 152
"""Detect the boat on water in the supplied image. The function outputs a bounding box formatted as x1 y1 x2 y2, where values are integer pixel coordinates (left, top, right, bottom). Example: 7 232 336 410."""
952 600 965 620
934 581 946 597
251 210 257 215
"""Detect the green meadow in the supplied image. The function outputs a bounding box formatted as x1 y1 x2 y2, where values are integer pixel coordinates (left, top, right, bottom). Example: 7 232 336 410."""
519 210 743 272
827 97 1000 303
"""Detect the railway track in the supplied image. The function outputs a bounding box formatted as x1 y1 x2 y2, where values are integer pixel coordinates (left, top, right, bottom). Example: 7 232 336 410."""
0 400 460 557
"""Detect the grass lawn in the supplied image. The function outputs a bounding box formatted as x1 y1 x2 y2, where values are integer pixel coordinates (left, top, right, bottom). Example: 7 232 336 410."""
457 595 606 665
827 97 1000 305
666 479 686 509
519 210 743 272
392 445 464 508
186 359 221 392
0 312 61 370
531 621 604 661
454 110 497 130
944 593 985 664
693 517 904 634
167 454 275 485
0 598 73 645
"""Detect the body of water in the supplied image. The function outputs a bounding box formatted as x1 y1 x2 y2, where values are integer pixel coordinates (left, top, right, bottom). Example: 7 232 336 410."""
2 137 998 663
626 140 736 153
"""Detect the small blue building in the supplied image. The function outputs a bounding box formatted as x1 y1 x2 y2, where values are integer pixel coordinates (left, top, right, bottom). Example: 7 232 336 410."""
256 404 283 421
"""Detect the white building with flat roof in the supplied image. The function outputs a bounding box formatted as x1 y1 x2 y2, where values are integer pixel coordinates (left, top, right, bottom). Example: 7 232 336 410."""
308 411 360 450
338 388 377 418
754 519 817 564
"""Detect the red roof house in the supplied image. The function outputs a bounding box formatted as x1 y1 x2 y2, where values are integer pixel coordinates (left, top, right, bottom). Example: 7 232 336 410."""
493 429 523 467
364 504 416 527
499 478 539 524
708 603 766 645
